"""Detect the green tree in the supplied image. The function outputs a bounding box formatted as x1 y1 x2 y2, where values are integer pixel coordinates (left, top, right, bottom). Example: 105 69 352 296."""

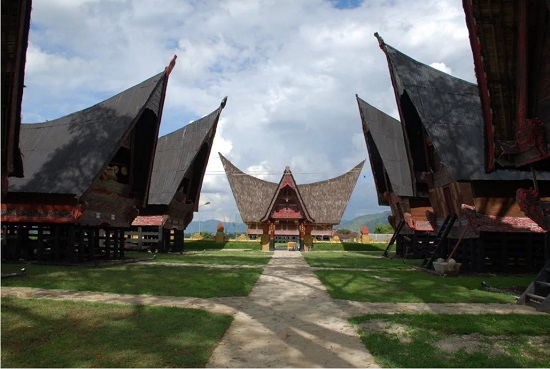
337 228 352 234
373 224 394 234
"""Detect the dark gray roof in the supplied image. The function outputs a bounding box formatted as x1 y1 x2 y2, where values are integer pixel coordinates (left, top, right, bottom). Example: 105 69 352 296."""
147 101 224 205
357 95 414 197
9 70 169 196
220 153 364 224
379 37 550 182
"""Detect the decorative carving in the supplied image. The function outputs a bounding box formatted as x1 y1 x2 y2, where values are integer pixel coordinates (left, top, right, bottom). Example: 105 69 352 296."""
462 203 545 233
516 187 550 231
272 208 302 219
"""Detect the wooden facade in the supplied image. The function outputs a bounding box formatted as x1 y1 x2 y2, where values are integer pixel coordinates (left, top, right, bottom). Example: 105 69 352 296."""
220 153 364 251
1 57 177 262
377 33 550 272
464 1 550 242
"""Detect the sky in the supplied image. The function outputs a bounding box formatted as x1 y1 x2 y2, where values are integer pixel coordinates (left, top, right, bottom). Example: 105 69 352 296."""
21 0 477 223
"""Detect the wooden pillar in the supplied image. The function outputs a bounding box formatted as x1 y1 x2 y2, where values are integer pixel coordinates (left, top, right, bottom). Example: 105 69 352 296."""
269 222 275 251
298 223 305 252
113 228 120 258
53 225 61 261
104 228 111 259
119 229 125 258
36 226 44 261
67 225 76 263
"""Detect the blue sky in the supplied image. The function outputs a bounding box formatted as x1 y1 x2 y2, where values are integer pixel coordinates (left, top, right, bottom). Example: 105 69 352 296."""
21 0 476 222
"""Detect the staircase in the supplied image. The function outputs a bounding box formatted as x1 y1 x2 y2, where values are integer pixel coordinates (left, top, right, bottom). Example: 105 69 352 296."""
421 214 457 269
517 260 550 313
383 219 405 258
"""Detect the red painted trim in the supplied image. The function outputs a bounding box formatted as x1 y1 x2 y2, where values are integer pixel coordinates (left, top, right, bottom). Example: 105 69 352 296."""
461 204 545 233
463 0 496 172
165 55 177 77
1 203 83 223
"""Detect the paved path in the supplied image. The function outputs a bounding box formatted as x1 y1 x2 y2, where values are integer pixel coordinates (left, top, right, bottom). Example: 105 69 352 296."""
2 251 545 367
206 251 378 368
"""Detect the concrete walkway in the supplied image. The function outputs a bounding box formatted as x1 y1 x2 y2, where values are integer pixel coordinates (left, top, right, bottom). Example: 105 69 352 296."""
206 251 378 368
2 251 545 367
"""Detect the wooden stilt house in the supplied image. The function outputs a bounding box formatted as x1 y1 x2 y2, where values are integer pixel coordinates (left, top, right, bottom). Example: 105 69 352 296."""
376 33 550 273
357 96 435 258
220 153 364 251
1 56 177 263
129 97 227 252
1 0 31 196
463 0 550 310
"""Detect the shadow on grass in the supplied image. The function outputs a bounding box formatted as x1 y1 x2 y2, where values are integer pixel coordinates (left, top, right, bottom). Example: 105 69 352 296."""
1 298 232 368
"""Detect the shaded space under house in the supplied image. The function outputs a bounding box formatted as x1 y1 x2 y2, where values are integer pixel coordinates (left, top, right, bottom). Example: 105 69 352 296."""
463 0 550 312
128 97 227 252
1 56 177 263
220 153 364 251
1 0 32 195
376 33 550 274
357 96 435 258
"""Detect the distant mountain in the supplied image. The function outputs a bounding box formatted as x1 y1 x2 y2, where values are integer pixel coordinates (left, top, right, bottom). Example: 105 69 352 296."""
338 211 392 233
185 210 392 236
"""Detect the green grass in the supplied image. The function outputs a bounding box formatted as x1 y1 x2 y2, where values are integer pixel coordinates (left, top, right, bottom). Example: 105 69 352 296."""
304 251 420 269
350 313 550 368
315 269 533 303
1 263 263 298
125 250 272 266
310 242 387 251
1 298 232 368
183 241 262 251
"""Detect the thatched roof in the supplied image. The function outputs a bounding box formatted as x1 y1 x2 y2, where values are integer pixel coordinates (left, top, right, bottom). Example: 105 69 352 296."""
356 95 414 201
377 34 550 183
1 0 31 178
220 153 364 224
147 97 226 205
9 67 172 197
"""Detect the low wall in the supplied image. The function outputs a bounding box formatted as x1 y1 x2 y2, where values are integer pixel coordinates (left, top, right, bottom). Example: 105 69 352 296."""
367 234 393 242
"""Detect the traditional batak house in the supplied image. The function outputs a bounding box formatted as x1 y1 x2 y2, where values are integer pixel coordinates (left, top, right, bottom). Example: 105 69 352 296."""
129 97 227 252
376 33 550 273
1 0 32 197
463 0 550 310
356 96 435 258
1 56 177 262
220 153 364 251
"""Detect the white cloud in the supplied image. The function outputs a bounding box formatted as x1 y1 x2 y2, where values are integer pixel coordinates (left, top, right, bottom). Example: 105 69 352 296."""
22 0 475 221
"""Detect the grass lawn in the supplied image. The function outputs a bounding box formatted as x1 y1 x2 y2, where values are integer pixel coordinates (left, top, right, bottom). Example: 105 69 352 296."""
304 251 420 269
1 263 262 298
183 241 262 251
315 269 533 303
1 298 232 368
125 250 272 266
350 313 550 368
311 242 387 251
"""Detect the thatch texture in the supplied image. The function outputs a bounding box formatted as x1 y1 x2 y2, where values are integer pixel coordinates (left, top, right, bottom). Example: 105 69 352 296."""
219 153 277 223
220 153 364 225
